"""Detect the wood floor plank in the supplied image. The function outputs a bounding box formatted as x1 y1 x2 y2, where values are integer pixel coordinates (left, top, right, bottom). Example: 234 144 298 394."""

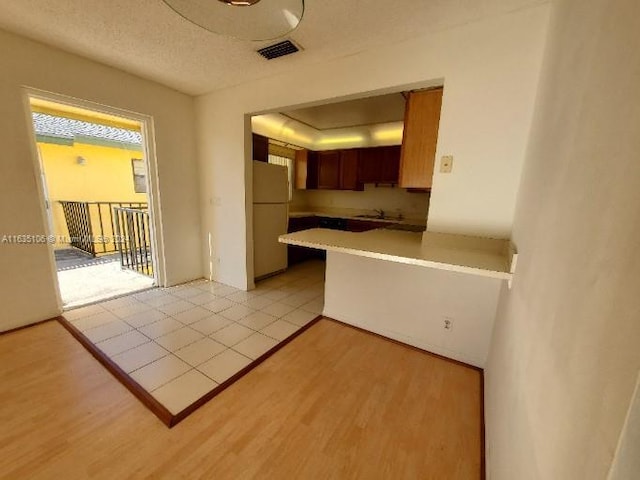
0 318 482 479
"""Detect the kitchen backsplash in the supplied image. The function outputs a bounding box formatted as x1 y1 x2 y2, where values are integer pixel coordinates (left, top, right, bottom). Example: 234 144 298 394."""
291 185 429 220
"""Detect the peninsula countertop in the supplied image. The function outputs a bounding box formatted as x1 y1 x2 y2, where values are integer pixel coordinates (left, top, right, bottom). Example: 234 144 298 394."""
279 228 516 280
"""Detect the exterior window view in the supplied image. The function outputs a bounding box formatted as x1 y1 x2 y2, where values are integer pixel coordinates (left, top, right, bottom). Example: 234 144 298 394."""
31 99 155 307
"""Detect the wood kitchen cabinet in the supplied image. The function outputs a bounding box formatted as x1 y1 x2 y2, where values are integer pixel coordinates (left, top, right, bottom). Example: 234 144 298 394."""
399 88 443 189
339 149 360 190
359 145 401 184
380 146 401 183
288 216 319 232
298 146 402 191
287 216 323 265
317 151 341 189
294 149 308 189
252 133 269 163
294 149 318 189
316 149 362 191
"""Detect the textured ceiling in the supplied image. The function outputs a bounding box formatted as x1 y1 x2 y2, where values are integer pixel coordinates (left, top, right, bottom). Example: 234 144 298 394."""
0 0 547 96
283 92 406 130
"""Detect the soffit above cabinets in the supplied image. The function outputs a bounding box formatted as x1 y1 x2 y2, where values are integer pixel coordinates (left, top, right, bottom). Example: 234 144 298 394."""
252 92 409 151
282 93 406 130
252 113 404 151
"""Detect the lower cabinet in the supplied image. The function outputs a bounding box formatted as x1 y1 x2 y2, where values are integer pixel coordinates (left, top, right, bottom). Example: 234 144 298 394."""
287 216 325 266
287 215 397 266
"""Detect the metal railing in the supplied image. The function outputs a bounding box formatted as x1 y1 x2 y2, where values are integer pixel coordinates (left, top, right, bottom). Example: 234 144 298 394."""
59 201 147 256
113 206 153 277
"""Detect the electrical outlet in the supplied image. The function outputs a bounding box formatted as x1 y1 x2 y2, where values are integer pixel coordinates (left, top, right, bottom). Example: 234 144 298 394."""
443 317 454 331
440 155 453 173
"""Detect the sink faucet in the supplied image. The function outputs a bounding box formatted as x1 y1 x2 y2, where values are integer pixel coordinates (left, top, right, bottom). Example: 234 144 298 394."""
373 209 385 219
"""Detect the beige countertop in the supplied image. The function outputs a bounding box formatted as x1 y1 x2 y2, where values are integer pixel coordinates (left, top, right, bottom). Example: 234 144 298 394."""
279 228 516 280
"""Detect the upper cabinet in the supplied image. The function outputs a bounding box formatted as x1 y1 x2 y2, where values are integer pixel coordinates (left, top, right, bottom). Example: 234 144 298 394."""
339 149 360 190
294 149 309 189
315 149 362 191
295 146 401 191
294 149 318 189
317 151 342 189
399 88 443 189
252 133 269 163
359 145 401 184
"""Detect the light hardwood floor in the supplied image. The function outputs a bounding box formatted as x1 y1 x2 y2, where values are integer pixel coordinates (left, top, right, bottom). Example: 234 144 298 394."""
0 318 482 479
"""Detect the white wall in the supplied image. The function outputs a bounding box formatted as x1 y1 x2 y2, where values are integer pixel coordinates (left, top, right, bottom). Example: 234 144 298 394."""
484 0 640 478
292 185 429 220
324 251 503 368
196 4 550 289
0 29 202 331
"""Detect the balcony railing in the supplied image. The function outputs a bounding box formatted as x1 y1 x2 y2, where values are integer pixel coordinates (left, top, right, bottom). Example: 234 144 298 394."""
59 200 153 277
113 206 153 277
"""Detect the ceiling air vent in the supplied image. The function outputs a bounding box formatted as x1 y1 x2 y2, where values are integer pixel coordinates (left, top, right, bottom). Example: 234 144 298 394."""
257 40 301 60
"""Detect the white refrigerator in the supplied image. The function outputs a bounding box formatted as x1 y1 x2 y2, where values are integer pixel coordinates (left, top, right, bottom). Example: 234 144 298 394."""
253 160 289 279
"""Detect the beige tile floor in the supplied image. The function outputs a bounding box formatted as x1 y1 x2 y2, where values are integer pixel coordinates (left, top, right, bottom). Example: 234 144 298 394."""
63 260 325 416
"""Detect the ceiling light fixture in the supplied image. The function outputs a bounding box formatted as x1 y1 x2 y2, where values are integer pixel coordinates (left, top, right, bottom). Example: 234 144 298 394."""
218 0 261 5
161 0 305 41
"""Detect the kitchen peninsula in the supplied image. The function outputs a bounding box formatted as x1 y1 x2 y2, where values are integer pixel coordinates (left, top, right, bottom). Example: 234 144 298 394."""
279 228 516 367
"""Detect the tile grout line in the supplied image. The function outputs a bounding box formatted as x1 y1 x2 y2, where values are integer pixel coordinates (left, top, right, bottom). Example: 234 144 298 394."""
60 263 326 426
99 307 319 370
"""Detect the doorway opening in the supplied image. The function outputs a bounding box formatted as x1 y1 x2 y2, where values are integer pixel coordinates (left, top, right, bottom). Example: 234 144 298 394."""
27 96 157 308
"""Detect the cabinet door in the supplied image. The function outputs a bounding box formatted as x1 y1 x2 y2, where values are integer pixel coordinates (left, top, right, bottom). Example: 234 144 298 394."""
356 146 400 184
339 149 361 190
252 133 269 163
287 216 321 266
317 151 341 189
288 216 319 233
307 151 318 189
358 147 382 184
399 88 443 188
380 146 401 183
294 149 309 189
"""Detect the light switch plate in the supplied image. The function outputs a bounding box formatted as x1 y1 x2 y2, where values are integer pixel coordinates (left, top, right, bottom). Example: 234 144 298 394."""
440 155 453 173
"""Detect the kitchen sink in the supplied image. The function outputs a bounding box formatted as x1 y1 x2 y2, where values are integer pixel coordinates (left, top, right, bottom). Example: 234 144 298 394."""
355 214 405 222
384 223 426 232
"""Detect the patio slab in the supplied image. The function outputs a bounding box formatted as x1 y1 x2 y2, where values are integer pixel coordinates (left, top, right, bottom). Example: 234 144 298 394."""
58 260 155 308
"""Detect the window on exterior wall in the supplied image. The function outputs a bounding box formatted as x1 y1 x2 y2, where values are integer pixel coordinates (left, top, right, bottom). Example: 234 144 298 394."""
268 154 293 201
131 159 147 193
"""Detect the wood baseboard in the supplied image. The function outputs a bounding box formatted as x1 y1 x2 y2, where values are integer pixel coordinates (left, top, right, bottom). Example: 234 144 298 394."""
322 316 483 372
